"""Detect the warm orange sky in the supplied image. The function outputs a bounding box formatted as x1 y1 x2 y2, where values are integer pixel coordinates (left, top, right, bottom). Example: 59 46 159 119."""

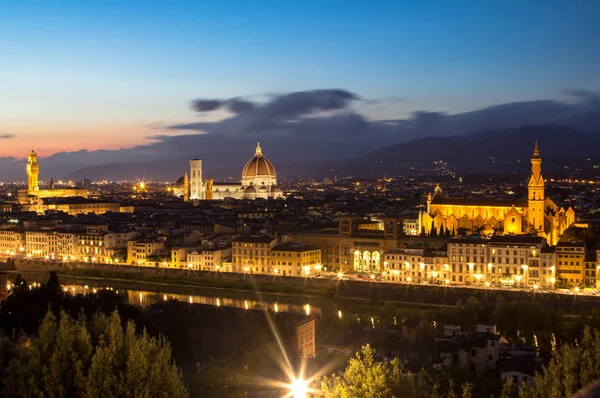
0 121 163 158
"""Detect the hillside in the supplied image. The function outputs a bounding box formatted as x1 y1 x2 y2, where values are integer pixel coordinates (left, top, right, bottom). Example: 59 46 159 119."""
334 125 600 177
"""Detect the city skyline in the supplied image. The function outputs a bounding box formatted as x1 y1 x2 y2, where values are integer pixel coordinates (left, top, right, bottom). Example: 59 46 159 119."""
2 0 600 158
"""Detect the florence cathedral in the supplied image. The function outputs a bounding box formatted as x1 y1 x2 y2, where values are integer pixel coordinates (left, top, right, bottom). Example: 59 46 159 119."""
421 142 575 245
183 143 284 201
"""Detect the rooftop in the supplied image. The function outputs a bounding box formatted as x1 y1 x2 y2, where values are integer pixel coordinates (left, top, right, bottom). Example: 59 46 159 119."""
42 197 118 205
232 235 276 244
430 197 528 208
271 243 320 252
488 235 546 245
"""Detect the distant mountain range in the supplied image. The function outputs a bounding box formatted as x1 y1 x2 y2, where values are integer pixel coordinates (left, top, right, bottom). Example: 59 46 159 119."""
334 125 600 178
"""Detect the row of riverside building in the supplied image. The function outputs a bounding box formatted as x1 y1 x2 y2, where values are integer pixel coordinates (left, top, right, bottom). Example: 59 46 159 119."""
1 221 598 289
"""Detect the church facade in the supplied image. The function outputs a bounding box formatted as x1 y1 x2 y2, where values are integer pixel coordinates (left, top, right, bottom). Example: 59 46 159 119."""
183 143 284 201
421 142 575 245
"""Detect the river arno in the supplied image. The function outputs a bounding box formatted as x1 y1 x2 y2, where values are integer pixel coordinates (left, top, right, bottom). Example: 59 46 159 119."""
10 271 428 324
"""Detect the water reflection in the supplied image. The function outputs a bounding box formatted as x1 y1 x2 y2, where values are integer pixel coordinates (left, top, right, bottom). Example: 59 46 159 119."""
60 283 323 317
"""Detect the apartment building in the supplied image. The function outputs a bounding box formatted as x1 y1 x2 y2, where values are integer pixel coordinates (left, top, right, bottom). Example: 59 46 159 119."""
487 236 546 288
556 242 586 286
127 238 167 266
270 243 321 277
0 230 25 256
448 238 489 286
383 247 447 284
540 246 557 287
231 235 277 273
187 248 232 272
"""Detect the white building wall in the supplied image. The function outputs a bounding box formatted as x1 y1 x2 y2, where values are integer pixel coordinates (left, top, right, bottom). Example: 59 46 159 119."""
189 159 203 200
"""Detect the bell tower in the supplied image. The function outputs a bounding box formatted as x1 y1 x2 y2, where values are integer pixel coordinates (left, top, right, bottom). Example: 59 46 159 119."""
527 141 545 231
26 149 39 192
189 158 203 200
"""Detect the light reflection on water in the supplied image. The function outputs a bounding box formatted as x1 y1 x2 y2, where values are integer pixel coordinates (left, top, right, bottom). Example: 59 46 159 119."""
61 283 323 317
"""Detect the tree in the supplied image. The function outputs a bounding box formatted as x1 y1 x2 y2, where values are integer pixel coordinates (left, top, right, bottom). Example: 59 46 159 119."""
320 345 395 398
10 273 29 295
2 309 188 397
430 221 438 238
520 326 600 397
440 225 446 237
319 344 472 398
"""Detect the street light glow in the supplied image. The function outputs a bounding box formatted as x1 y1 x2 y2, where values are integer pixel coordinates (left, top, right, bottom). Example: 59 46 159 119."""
290 378 308 398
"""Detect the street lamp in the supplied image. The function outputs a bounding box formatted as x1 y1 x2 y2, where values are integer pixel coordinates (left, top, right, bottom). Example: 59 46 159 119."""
515 275 522 286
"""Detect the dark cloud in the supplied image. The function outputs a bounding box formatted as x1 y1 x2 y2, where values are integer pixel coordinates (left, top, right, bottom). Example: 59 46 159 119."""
170 89 600 144
174 89 362 137
191 99 223 112
191 97 258 114
564 89 599 102
260 89 359 119
147 134 171 141
227 97 256 113
0 133 15 139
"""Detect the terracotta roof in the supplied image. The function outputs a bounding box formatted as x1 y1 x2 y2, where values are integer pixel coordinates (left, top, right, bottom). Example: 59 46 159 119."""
242 155 276 178
489 235 546 245
430 197 527 207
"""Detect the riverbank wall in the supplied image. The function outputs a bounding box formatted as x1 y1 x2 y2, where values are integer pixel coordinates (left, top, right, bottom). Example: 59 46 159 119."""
2 258 597 314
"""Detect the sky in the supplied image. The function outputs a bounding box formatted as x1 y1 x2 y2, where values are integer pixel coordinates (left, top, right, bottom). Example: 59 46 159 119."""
1 0 599 158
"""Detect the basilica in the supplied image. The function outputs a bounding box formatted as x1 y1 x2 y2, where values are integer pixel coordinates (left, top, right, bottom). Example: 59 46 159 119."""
184 143 284 201
421 142 575 245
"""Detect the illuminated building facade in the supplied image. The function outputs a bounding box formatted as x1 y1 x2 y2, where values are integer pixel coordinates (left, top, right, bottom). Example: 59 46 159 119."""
297 317 317 358
184 143 284 201
231 235 277 273
383 247 448 284
422 143 575 245
189 158 202 200
555 242 585 285
19 149 89 205
271 243 322 277
186 248 231 272
126 239 167 266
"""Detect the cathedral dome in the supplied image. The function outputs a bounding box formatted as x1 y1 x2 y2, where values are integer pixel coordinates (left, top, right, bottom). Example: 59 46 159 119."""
242 143 276 179
244 186 257 194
